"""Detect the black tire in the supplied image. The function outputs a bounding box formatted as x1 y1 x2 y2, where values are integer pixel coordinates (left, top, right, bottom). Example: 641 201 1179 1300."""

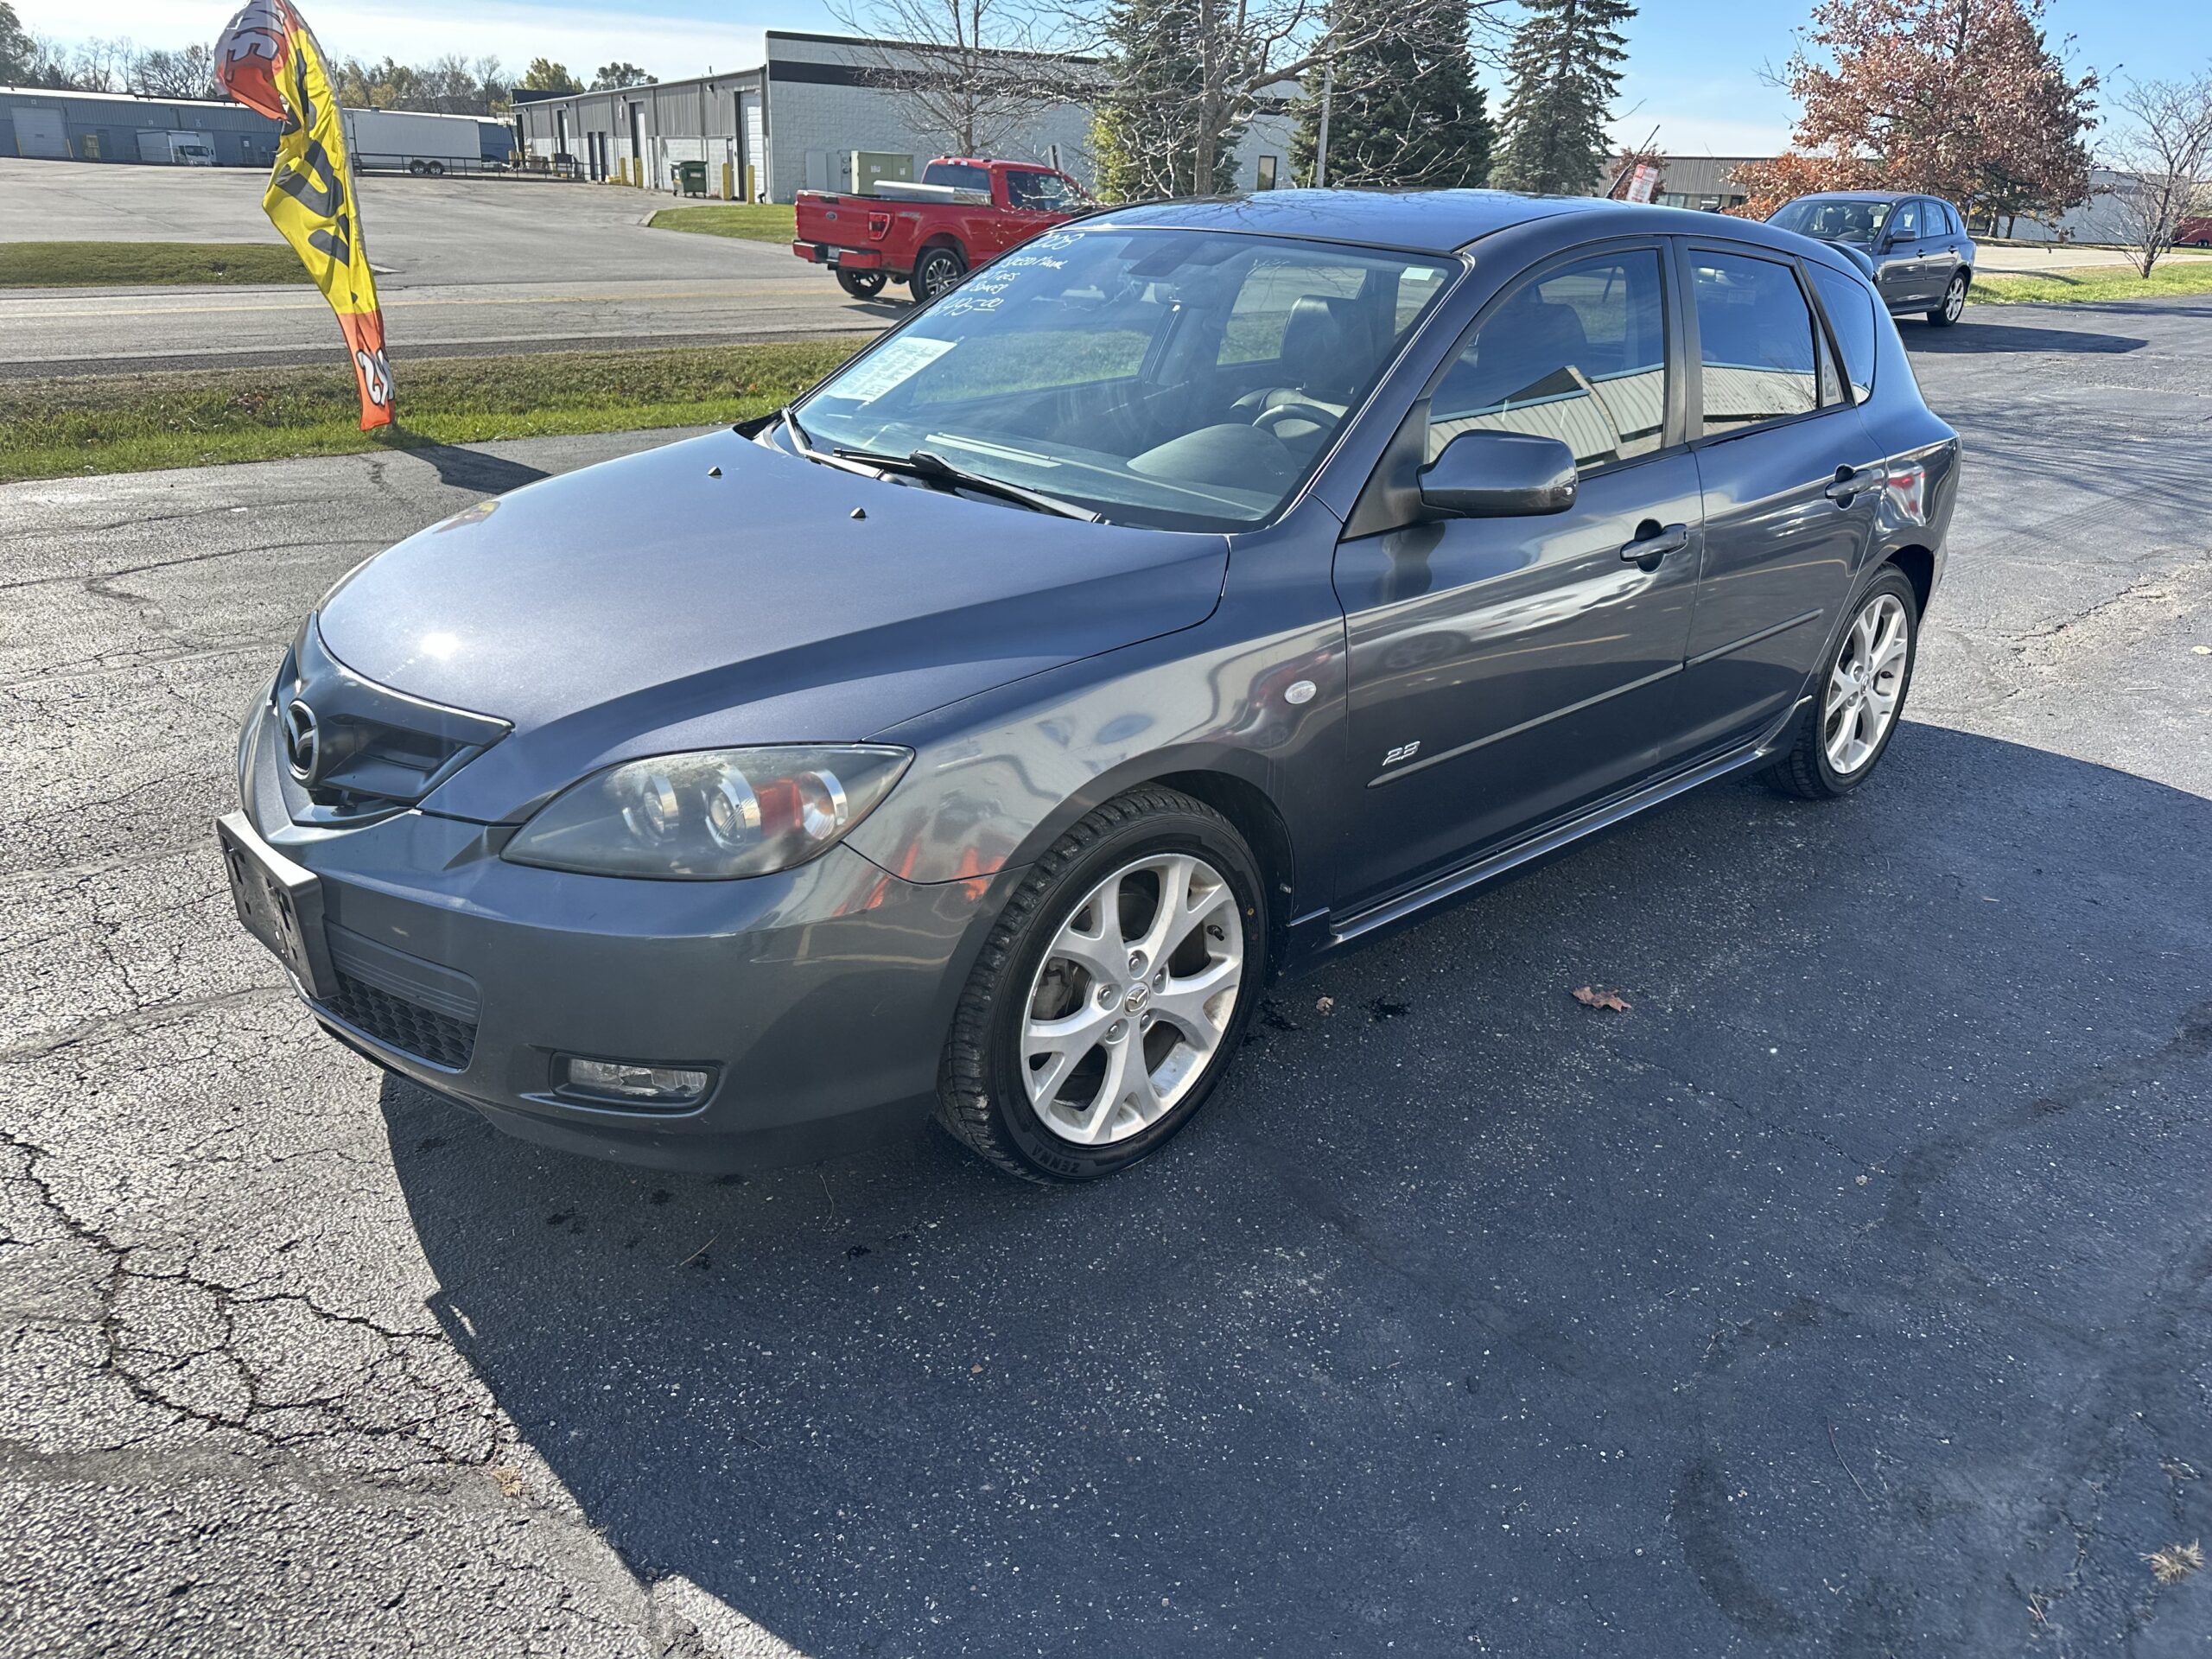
1926 271 1967 326
425 160 446 177
1762 564 1920 800
937 787 1268 1184
407 160 427 176
910 242 967 303
835 268 887 300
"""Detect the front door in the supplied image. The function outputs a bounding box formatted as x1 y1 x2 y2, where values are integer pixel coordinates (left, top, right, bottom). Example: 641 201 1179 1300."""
1676 243 1879 748
1334 245 1704 907
1872 198 1930 309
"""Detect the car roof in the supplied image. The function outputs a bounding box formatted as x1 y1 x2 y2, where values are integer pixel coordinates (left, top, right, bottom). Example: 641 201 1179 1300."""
1080 188 1844 257
1787 191 1930 205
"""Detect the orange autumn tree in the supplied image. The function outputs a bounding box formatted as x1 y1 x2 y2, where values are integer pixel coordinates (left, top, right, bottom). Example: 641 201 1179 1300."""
1730 0 2096 226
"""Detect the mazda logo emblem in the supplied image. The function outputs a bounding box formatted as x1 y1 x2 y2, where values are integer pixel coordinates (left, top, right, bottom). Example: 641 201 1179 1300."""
283 699 321 783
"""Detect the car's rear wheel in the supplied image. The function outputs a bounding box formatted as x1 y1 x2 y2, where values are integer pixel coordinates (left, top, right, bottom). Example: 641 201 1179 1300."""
1763 565 1920 799
835 268 887 299
938 787 1266 1183
910 243 966 303
1928 271 1967 326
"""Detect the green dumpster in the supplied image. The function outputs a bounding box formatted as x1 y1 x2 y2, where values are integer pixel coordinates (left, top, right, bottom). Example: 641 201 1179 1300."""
675 160 709 198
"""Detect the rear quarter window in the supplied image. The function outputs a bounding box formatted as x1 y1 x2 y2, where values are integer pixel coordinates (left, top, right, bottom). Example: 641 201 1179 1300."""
1807 262 1878 403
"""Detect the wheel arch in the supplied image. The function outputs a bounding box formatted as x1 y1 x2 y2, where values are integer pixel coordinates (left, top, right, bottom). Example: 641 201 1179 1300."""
972 749 1304 961
1885 543 1936 616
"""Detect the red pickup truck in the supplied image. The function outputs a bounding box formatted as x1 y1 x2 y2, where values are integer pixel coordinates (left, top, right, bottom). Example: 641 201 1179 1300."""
792 157 1093 303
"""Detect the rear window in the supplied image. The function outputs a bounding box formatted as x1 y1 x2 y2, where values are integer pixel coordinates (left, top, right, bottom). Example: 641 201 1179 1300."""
922 162 989 194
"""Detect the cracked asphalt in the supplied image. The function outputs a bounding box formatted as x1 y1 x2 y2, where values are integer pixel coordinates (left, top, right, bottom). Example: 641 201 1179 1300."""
3 298 2210 1657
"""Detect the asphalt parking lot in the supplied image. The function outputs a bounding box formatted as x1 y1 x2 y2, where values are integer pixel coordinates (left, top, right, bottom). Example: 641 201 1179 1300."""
0 159 892 375
3 297 2209 1656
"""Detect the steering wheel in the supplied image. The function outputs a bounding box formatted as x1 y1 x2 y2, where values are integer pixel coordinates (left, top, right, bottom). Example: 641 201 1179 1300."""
1251 400 1340 435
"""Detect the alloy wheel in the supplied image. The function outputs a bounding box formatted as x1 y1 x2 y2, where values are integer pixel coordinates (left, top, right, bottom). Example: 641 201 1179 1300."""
1824 592 1910 776
1020 851 1244 1147
1943 276 1966 322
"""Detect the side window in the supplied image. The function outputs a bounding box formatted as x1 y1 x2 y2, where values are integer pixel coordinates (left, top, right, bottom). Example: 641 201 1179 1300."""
1427 248 1669 469
1692 250 1822 432
1889 200 1921 241
1006 169 1070 211
1808 262 1878 402
1938 201 1961 237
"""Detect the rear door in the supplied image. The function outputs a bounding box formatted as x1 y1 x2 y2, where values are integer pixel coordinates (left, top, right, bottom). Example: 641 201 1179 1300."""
1922 200 1966 299
1332 241 1705 906
1675 241 1880 750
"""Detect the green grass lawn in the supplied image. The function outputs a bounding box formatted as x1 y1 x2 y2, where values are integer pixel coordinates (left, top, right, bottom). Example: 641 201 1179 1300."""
0 339 870 483
1971 260 2212 305
0 241 309 289
646 203 799 243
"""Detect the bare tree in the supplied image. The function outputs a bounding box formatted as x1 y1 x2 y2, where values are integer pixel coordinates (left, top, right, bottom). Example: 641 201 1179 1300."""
826 0 1085 160
130 43 218 99
66 35 134 91
2103 73 2212 276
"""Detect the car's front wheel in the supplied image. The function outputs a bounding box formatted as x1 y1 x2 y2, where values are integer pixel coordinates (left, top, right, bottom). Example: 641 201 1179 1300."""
938 788 1266 1183
1763 565 1920 799
1928 271 1967 326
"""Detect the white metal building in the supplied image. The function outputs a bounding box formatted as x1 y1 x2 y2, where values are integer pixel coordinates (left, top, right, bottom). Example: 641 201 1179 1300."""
512 29 1297 202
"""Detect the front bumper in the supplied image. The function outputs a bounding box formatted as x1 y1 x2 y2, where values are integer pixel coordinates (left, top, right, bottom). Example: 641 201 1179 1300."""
236 701 1007 1172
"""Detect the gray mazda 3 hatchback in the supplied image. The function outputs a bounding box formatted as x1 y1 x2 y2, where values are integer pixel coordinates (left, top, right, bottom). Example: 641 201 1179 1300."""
222 189 1960 1183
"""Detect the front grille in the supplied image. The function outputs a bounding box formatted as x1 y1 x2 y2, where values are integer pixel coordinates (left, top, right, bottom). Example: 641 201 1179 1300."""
276 620 510 825
321 971 478 1070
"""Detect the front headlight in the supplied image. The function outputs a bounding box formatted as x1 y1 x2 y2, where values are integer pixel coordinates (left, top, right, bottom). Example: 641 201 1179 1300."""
502 746 912 880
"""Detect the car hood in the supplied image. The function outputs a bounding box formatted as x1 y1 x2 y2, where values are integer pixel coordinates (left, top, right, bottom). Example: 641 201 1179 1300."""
315 429 1228 823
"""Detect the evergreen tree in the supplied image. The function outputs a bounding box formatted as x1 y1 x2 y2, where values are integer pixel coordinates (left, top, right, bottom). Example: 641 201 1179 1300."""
1094 0 1239 200
1491 0 1635 195
1290 0 1493 188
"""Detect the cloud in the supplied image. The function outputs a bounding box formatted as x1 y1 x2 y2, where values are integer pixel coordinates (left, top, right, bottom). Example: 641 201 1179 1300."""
13 0 766 80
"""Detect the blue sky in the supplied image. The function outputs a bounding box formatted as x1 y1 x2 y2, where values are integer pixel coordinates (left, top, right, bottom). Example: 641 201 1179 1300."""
21 0 2202 156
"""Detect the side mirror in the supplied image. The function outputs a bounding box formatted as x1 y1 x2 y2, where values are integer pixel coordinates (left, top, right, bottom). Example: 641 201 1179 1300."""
1418 429 1577 518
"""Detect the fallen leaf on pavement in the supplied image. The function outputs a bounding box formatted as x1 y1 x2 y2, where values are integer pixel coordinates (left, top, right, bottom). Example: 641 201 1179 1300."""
1572 985 1631 1012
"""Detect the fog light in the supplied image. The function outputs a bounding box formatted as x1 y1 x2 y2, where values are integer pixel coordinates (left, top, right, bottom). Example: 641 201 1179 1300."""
557 1056 711 1107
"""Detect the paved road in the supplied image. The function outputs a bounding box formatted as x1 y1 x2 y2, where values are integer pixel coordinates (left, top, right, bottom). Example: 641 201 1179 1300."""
0 159 893 373
2 299 2209 1657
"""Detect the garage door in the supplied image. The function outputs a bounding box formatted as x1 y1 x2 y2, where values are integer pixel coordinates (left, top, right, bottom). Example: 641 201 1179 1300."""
12 106 67 160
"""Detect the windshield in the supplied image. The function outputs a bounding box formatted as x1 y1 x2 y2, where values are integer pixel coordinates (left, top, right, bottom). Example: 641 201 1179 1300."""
1769 198 1891 245
791 228 1456 531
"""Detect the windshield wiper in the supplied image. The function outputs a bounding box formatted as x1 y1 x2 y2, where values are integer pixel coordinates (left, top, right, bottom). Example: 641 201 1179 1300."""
830 446 1102 522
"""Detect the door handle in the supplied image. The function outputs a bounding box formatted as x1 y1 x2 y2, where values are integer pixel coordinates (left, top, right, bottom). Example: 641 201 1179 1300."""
1825 464 1885 504
1619 521 1689 569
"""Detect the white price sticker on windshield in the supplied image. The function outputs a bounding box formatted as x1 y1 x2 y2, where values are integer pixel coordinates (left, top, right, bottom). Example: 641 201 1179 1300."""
826 335 956 403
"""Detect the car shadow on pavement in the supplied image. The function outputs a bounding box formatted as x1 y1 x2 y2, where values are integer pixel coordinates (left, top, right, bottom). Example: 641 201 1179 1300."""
1906 317 2145 354
383 725 2212 1657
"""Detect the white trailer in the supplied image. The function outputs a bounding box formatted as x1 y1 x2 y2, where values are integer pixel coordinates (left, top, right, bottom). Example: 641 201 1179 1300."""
340 107 485 175
136 130 217 166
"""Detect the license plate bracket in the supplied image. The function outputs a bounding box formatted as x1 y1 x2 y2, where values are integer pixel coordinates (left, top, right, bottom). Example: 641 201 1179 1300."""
216 811 337 1001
